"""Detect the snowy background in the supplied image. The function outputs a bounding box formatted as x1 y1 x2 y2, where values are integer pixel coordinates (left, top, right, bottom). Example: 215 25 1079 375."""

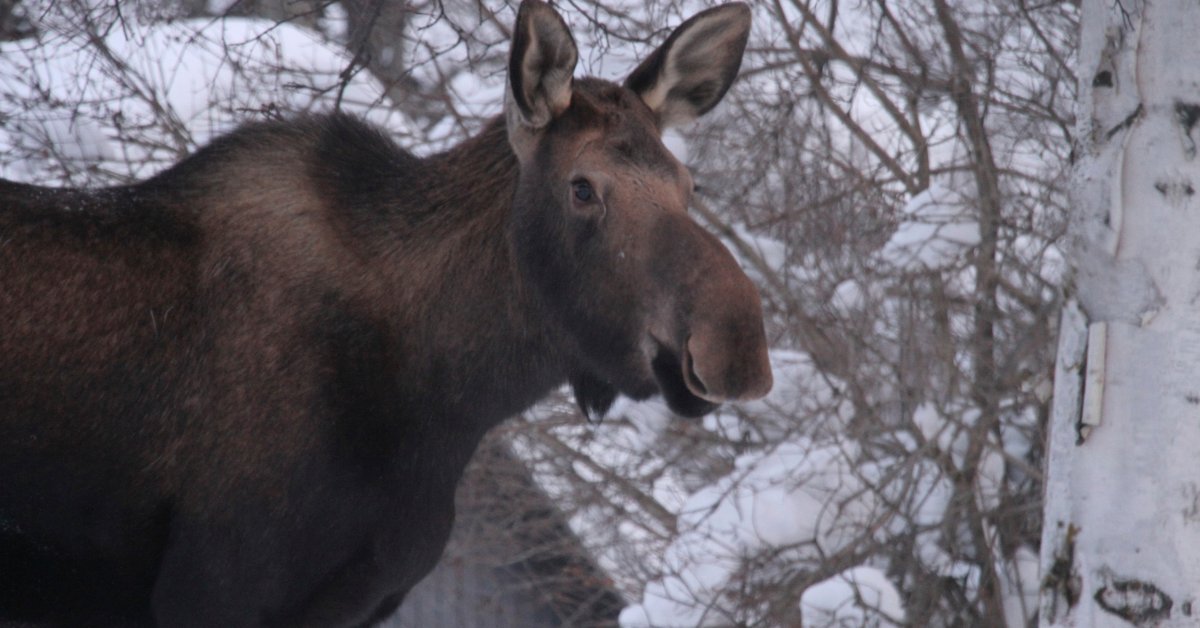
0 0 1078 625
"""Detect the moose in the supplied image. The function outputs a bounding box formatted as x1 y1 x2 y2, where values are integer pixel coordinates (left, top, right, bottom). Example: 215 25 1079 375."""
0 1 771 625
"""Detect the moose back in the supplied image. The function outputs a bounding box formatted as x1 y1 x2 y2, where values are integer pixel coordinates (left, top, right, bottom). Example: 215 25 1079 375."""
0 1 771 625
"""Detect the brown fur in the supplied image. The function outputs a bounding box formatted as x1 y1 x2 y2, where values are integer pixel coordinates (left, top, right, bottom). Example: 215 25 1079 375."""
0 3 769 626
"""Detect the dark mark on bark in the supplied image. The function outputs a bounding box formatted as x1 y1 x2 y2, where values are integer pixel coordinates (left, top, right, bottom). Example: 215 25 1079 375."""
1177 102 1200 134
1106 104 1143 141
1177 102 1200 159
1041 522 1081 622
1095 579 1173 624
1155 180 1196 201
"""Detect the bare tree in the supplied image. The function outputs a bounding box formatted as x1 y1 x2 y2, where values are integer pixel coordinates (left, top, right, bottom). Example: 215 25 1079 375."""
516 1 1076 625
1040 0 1200 625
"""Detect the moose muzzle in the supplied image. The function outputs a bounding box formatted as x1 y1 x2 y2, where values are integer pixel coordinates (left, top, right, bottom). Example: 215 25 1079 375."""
652 212 773 407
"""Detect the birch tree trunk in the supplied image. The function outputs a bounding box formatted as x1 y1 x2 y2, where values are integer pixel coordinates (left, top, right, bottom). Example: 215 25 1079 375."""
1041 0 1200 625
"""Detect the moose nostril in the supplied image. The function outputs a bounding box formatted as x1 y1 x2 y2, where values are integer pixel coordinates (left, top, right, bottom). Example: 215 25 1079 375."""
682 340 710 397
683 330 773 402
682 336 732 403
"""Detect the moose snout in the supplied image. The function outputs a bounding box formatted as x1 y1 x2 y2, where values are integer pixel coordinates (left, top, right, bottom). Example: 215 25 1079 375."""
651 211 773 406
681 313 773 403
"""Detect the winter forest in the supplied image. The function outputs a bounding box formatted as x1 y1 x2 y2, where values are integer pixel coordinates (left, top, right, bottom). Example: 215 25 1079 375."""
2 0 1193 626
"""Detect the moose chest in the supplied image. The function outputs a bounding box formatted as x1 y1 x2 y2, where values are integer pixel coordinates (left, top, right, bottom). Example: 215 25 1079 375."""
0 451 464 626
144 303 491 626
0 277 486 625
152 435 471 628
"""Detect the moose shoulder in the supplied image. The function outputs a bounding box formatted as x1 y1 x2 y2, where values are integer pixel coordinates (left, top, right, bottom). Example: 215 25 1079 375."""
0 1 770 626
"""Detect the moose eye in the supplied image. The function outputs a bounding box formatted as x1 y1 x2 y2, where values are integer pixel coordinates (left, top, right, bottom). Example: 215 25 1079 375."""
572 179 595 203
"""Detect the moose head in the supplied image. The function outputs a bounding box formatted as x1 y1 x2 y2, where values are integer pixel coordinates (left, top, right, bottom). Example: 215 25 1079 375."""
503 0 773 419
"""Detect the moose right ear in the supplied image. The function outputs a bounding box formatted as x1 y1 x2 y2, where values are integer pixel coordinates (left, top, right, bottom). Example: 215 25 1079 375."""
624 3 750 129
506 0 578 157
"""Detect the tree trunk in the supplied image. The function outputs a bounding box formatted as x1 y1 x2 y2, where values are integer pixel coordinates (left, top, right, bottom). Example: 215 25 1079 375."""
1040 0 1200 625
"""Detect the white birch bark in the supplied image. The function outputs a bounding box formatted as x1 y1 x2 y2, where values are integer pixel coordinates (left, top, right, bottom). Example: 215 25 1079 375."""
1040 0 1200 625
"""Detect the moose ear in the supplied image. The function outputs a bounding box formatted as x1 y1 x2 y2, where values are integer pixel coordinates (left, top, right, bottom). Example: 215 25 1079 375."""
624 3 750 129
506 0 578 143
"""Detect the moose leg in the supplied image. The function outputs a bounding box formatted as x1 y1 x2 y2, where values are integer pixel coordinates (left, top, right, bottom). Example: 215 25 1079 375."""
277 548 398 628
284 516 453 628
361 591 405 628
154 521 432 628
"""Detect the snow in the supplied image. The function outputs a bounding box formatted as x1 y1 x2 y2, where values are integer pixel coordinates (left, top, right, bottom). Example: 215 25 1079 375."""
731 349 855 440
732 224 790 276
831 278 866 313
999 545 1041 627
880 182 981 271
800 566 905 628
20 116 115 163
318 3 349 43
663 129 689 164
0 9 408 183
512 349 872 623
618 437 877 626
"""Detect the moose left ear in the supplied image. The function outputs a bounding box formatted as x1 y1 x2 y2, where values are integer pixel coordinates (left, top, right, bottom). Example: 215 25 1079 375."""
624 3 751 129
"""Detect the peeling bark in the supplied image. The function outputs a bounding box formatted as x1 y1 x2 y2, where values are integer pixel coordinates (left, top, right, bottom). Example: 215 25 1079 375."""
1040 0 1200 625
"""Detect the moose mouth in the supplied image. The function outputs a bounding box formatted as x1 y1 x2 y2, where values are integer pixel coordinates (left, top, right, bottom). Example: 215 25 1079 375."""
651 341 719 418
570 340 723 421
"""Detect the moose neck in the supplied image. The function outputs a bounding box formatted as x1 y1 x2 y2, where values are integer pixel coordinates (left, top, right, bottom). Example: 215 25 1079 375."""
372 118 568 428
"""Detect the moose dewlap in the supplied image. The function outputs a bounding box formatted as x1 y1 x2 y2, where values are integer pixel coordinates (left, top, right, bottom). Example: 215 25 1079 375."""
0 1 770 625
